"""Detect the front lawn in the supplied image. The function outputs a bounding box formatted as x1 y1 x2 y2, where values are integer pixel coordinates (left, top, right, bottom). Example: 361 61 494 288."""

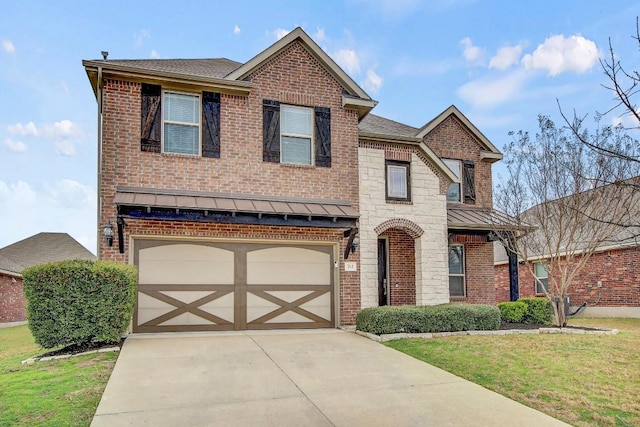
385 318 640 427
0 325 117 426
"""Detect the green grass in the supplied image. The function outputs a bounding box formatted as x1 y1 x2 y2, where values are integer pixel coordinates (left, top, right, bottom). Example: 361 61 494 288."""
0 325 117 427
385 318 640 427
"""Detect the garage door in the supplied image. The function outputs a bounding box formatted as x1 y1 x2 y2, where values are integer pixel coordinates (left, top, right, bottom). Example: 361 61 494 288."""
133 239 335 333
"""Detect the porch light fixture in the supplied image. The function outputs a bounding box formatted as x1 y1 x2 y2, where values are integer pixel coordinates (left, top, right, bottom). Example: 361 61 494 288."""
103 221 114 246
351 234 360 253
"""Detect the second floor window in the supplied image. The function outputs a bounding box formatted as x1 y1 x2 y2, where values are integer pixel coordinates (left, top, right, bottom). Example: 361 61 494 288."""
443 158 461 202
386 160 411 201
281 105 312 165
163 92 201 155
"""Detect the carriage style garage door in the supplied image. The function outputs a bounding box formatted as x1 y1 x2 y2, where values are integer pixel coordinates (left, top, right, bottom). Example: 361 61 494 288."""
133 239 335 333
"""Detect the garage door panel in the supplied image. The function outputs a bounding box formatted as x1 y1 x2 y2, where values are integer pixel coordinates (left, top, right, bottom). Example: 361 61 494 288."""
134 240 334 332
139 244 234 285
247 247 330 285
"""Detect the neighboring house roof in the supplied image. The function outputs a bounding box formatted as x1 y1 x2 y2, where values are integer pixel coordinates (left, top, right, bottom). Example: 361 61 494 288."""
83 27 376 118
0 232 96 276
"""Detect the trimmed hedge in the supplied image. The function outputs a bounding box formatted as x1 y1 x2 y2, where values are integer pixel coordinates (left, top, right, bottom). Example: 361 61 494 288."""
356 304 501 335
519 297 554 325
498 301 528 323
23 259 138 348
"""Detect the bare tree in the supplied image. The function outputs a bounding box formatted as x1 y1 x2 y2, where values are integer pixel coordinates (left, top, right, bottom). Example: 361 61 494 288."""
495 116 639 326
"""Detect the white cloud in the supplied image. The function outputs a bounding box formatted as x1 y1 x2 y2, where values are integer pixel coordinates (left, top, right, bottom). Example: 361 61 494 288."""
4 138 27 152
54 139 76 156
272 28 290 40
150 49 160 59
134 29 150 48
0 180 37 207
334 49 361 75
7 121 38 136
522 34 599 76
44 120 82 138
362 69 383 93
44 179 96 210
489 44 523 70
459 37 484 63
2 39 15 54
457 69 530 108
234 25 241 35
314 28 326 42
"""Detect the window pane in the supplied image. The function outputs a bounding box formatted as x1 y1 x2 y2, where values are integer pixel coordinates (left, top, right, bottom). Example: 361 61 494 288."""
449 276 465 297
443 159 461 180
281 136 311 165
535 263 548 278
164 93 198 124
536 278 549 294
388 165 407 198
448 246 463 274
446 183 461 202
164 123 199 155
282 106 311 136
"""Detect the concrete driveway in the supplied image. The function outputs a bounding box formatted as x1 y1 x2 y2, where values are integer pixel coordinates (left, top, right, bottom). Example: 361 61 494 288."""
91 329 568 426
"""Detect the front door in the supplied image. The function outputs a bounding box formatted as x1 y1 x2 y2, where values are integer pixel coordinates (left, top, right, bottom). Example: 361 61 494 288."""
378 238 388 306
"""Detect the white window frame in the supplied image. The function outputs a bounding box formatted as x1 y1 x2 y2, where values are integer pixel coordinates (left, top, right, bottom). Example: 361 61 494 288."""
162 91 201 156
443 158 462 202
534 262 549 295
448 244 465 297
280 105 313 165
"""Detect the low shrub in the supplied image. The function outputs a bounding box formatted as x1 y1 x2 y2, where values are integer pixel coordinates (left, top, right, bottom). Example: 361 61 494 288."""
23 260 138 348
356 304 500 335
498 301 528 323
519 297 554 325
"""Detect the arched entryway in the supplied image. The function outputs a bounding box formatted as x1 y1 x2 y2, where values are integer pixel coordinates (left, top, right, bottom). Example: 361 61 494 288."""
374 219 424 307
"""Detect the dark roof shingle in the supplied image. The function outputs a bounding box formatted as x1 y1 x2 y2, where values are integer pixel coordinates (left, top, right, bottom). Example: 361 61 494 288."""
89 58 242 79
358 114 419 138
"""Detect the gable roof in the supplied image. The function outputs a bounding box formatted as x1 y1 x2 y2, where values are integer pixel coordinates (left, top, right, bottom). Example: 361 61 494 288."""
83 27 376 118
0 233 95 276
417 105 502 163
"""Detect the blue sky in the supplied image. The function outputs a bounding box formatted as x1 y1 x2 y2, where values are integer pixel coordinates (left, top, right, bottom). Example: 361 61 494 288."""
1 0 639 253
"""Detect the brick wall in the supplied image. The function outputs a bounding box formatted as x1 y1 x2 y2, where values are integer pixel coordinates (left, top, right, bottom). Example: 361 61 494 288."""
380 229 416 305
98 41 363 324
423 114 493 209
0 273 26 323
495 247 640 308
451 234 495 304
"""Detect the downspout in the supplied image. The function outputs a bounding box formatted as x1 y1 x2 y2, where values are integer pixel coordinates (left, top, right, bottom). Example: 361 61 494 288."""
96 66 103 258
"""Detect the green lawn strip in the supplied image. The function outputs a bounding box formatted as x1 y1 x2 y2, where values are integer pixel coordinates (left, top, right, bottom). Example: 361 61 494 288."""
384 318 640 427
0 325 117 427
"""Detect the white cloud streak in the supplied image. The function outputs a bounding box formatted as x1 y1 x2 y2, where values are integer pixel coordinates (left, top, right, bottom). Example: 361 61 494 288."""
2 39 15 54
362 69 383 93
334 49 361 75
459 37 484 63
8 121 38 136
4 138 27 152
234 25 241 35
489 45 523 70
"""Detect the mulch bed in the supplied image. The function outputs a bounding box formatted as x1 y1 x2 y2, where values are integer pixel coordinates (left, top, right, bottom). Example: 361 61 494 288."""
499 322 606 331
39 339 125 358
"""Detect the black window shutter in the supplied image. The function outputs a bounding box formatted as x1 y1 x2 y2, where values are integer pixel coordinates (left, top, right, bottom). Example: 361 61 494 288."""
263 99 280 162
140 83 161 153
463 160 476 204
202 91 221 158
314 106 331 167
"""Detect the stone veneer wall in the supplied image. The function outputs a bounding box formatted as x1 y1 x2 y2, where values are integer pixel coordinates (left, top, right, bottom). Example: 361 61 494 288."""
358 145 449 308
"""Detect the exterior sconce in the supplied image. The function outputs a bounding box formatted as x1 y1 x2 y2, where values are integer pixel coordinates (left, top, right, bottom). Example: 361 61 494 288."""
103 221 114 246
351 234 360 253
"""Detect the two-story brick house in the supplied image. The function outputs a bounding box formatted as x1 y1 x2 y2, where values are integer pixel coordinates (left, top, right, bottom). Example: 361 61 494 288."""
83 27 505 333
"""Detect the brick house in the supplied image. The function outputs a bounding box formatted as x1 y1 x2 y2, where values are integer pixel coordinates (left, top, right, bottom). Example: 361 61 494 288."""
0 233 95 324
83 28 507 332
495 234 640 318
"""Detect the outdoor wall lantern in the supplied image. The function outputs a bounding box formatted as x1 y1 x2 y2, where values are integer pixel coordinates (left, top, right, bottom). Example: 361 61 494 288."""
103 221 114 247
351 234 360 253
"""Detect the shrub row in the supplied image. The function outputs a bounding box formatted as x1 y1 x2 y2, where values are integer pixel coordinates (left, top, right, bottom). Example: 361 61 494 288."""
356 304 501 335
498 297 553 324
23 260 138 349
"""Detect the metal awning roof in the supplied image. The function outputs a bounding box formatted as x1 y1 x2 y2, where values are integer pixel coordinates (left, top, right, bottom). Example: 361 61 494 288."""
447 206 528 232
113 187 358 221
